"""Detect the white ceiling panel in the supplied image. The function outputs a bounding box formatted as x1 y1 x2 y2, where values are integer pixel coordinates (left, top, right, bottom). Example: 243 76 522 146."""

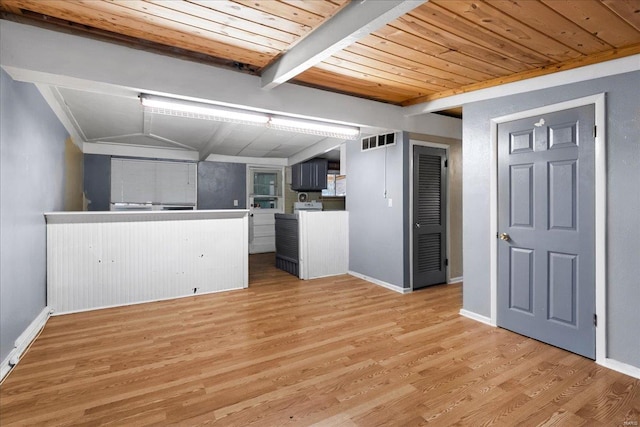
238 148 272 157
52 84 362 161
58 88 142 140
266 146 302 157
281 133 333 146
99 134 182 149
211 145 244 157
244 140 284 151
253 130 298 145
147 114 219 151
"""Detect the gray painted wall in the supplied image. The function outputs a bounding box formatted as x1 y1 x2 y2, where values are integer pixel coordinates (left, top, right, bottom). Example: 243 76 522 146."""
463 71 640 368
0 69 68 362
83 154 111 211
197 161 246 209
347 133 406 287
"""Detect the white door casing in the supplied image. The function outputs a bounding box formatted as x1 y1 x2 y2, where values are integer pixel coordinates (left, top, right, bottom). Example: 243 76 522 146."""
488 94 607 364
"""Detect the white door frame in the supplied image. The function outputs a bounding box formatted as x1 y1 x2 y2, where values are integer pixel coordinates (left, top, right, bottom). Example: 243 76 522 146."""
409 140 451 291
247 165 285 254
489 93 606 364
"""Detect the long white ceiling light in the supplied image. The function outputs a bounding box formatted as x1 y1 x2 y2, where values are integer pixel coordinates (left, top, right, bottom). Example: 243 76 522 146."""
140 94 269 125
140 94 360 140
269 116 361 139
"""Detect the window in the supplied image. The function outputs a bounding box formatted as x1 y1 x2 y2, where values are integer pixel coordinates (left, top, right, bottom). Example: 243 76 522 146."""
249 167 283 210
322 173 346 197
110 158 197 207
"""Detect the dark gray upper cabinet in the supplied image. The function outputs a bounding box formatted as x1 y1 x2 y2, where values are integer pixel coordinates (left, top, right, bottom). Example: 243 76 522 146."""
291 159 328 191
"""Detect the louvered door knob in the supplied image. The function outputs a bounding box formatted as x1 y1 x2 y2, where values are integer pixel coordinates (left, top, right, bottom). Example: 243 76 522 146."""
415 223 421 228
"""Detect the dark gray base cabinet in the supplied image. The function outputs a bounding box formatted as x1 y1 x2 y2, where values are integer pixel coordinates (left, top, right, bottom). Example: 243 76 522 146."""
275 214 299 277
291 159 328 191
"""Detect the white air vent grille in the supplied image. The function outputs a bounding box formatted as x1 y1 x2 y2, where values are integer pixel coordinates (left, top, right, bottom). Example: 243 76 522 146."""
361 132 396 151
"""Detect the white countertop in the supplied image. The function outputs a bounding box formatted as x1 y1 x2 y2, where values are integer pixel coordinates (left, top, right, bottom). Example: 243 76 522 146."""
44 209 249 224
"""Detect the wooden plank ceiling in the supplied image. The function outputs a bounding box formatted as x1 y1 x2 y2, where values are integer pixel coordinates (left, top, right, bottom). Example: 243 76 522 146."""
1 0 639 108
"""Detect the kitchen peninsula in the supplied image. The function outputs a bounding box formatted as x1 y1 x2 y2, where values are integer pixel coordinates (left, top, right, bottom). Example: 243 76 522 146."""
275 211 348 280
45 210 248 314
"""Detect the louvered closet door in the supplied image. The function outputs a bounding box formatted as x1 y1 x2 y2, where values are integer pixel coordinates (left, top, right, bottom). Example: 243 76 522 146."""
413 146 447 289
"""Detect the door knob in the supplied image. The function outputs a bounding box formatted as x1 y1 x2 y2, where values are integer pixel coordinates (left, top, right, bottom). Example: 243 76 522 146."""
415 223 421 229
499 232 510 241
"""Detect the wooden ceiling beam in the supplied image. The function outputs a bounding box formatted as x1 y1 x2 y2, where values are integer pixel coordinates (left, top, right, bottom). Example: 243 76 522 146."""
260 0 427 90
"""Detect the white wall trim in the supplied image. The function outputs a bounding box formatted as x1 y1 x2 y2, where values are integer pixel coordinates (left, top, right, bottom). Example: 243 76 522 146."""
404 54 639 115
287 138 344 166
489 94 607 363
601 358 640 380
206 154 288 166
84 141 198 161
448 276 463 284
409 139 453 290
0 306 51 382
349 271 411 294
34 84 84 149
49 287 244 317
459 309 495 327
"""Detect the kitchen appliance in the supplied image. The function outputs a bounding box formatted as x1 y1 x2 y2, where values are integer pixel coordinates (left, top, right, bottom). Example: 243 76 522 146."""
294 201 323 212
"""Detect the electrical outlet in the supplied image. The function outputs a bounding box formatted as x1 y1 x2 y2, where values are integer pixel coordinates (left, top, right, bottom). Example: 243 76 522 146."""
388 198 393 207
233 199 238 207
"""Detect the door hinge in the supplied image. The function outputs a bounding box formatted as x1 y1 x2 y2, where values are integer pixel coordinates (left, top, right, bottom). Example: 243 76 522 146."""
444 159 448 168
593 313 598 327
593 125 597 138
445 259 449 266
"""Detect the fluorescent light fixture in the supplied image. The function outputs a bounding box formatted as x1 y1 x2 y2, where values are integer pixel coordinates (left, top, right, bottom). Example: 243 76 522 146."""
140 94 360 140
140 94 269 125
269 116 360 140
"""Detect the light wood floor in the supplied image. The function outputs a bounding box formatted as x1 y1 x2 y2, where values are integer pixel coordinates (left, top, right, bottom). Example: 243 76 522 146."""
1 253 638 426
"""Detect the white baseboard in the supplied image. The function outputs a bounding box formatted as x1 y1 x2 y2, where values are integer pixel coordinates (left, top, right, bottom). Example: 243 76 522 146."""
348 271 411 294
448 276 463 284
51 286 245 316
459 309 495 326
600 358 640 380
1 306 51 382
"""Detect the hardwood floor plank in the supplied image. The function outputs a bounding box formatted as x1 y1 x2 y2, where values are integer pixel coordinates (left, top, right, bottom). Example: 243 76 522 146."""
1 253 638 426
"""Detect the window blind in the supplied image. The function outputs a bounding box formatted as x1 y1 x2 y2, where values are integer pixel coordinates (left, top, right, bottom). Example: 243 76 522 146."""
110 158 196 205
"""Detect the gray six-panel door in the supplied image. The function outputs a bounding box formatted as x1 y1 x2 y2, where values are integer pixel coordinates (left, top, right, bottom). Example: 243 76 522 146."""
497 105 596 359
413 146 447 289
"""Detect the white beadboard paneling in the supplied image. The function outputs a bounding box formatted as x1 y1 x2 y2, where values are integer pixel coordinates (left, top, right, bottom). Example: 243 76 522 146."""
299 211 348 280
46 211 248 314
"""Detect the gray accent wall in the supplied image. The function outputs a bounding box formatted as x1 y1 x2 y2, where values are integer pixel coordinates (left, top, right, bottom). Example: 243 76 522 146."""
197 161 246 209
0 69 68 363
463 71 640 368
347 133 406 288
83 154 111 211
